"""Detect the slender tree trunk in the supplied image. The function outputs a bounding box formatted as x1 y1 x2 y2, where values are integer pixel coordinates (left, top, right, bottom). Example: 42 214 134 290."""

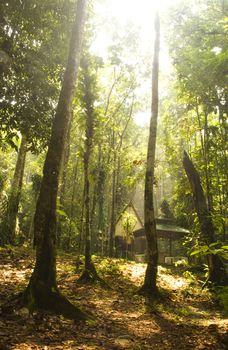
139 12 160 295
67 155 79 250
109 130 116 257
183 151 227 286
96 145 106 255
23 0 88 320
2 135 27 245
78 185 85 252
77 58 105 284
82 58 94 272
97 170 106 253
84 149 92 271
108 103 134 257
90 177 98 251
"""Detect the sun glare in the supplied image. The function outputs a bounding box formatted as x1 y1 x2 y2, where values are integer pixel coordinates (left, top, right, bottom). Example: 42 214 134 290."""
92 0 180 127
134 111 150 127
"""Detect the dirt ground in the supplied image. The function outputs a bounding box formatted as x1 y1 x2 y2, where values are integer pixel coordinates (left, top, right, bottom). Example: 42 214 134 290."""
0 247 227 350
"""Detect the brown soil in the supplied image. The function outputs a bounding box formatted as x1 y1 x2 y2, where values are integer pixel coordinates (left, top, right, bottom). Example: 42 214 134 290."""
0 247 227 350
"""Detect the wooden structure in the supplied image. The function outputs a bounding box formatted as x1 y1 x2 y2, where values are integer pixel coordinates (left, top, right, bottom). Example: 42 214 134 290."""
115 203 189 263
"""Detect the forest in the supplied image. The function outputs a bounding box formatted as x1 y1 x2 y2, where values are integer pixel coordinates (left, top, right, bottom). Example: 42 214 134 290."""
0 0 227 349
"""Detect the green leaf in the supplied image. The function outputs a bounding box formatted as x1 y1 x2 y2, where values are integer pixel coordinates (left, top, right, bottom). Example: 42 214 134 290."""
56 209 67 217
190 249 204 256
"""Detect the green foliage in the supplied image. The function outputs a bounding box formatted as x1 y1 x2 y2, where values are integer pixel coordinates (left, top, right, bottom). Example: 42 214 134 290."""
161 0 228 252
174 258 188 267
56 209 67 217
122 211 137 236
0 0 74 150
1 0 226 265
190 242 228 260
97 259 121 276
183 270 197 284
55 20 147 252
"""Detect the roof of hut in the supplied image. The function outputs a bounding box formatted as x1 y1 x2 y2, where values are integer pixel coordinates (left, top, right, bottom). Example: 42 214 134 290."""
115 203 190 239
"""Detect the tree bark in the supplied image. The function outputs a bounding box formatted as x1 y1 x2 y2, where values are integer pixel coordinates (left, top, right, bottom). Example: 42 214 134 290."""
77 58 104 284
56 124 71 247
67 154 79 250
109 130 116 257
78 185 85 252
139 12 160 296
90 176 98 251
23 0 88 320
183 151 227 286
82 58 94 273
1 134 27 245
94 144 106 255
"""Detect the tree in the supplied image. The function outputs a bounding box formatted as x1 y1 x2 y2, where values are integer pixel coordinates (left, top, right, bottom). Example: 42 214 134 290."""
22 0 88 320
77 56 103 283
0 0 72 149
0 135 27 245
0 0 76 246
165 0 228 240
139 11 160 295
183 151 227 286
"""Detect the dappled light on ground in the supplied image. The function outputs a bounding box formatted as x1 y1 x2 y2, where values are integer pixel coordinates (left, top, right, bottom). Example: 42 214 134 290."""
0 248 227 349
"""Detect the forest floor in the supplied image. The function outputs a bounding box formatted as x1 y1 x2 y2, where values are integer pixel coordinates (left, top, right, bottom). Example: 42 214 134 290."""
0 247 227 350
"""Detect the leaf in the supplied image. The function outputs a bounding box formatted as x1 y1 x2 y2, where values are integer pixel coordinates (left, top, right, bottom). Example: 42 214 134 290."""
56 209 67 217
190 246 209 256
190 249 203 256
209 242 220 247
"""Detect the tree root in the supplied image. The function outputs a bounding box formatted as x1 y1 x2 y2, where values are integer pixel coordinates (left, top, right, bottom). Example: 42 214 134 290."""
22 284 90 321
137 284 159 298
46 292 90 321
77 266 111 290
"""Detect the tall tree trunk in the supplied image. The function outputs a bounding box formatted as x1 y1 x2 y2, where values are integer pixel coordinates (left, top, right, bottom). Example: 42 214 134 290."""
2 135 27 245
83 58 94 273
23 0 88 320
77 58 104 284
97 170 106 254
139 12 160 295
67 155 79 250
183 151 227 286
109 130 116 257
96 145 106 255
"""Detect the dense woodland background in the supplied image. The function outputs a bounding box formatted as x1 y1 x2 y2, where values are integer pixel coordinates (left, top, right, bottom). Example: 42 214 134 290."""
0 0 227 347
0 0 227 250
